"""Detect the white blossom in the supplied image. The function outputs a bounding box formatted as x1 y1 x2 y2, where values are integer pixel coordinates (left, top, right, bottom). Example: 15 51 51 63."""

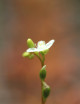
26 40 55 52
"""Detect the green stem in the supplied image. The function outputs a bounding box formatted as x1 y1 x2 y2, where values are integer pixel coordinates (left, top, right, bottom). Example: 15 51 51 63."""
41 53 45 66
35 53 46 104
41 54 45 104
34 53 43 66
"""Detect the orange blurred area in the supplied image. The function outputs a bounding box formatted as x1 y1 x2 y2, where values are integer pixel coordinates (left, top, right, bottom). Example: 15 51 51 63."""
0 0 80 104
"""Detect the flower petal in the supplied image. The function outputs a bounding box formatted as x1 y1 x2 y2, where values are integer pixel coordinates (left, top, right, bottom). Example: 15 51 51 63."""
46 40 55 49
26 48 37 52
37 48 47 52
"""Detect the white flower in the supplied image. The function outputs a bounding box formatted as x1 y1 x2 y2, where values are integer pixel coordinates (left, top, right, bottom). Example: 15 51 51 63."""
26 40 55 52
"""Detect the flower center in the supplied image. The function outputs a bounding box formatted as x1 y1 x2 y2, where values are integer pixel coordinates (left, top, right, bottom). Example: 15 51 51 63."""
37 41 46 49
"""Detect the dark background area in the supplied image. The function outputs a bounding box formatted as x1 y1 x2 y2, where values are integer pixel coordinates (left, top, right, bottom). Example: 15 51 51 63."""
0 0 80 104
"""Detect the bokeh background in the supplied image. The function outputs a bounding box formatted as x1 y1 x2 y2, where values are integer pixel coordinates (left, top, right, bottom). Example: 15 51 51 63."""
0 0 80 104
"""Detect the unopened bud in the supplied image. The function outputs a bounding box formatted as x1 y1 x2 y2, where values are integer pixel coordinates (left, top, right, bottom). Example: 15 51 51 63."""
34 52 39 56
27 38 35 48
29 54 34 59
40 49 49 55
39 65 46 80
43 49 49 54
42 82 50 99
22 52 30 57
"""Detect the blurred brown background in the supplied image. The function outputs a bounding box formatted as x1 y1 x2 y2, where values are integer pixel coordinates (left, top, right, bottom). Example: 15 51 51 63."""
0 0 80 104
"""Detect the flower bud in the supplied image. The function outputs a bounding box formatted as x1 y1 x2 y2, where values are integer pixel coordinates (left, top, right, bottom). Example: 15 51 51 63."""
40 49 49 55
34 52 39 56
28 54 34 59
22 52 30 57
39 65 46 80
43 49 49 54
42 82 50 99
27 38 35 48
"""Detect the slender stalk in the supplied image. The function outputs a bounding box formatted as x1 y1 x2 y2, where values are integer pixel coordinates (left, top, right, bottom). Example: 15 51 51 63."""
35 53 46 104
41 54 45 104
34 53 43 66
41 67 44 104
